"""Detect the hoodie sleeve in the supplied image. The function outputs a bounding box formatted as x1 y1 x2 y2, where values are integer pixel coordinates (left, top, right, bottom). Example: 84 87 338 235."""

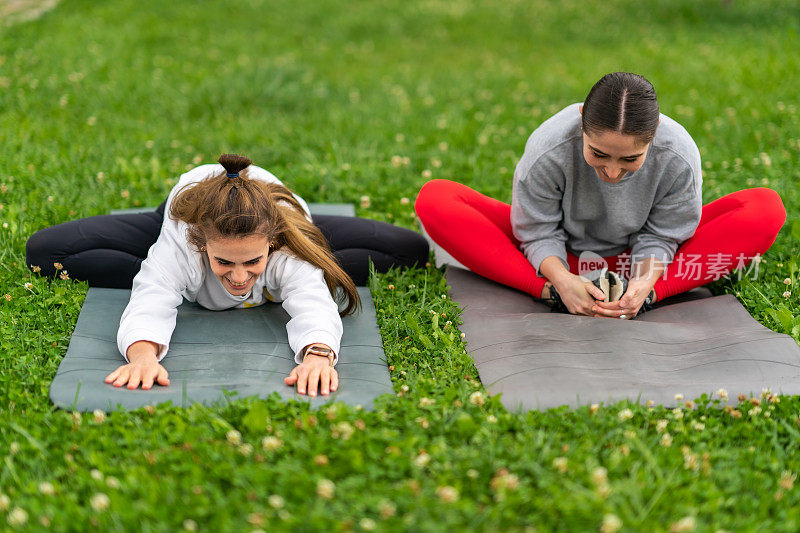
116 176 202 362
511 154 569 273
267 252 343 366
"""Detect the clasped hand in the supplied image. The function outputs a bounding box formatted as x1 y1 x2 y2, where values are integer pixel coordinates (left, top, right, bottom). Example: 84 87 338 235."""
552 274 651 318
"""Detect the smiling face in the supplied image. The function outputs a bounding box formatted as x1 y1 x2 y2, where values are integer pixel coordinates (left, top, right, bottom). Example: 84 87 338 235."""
204 234 270 296
581 129 651 184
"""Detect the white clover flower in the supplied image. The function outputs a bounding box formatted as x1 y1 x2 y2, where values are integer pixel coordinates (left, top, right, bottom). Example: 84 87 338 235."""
316 479 335 499
656 419 669 433
617 408 633 422
716 388 728 401
600 514 622 533
783 291 791 298
360 195 371 208
24 283 32 290
691 422 706 432
182 519 198 531
7 507 27 527
779 471 796 490
469 391 486 406
487 414 498 424
93 409 106 423
106 477 120 489
436 485 459 503
226 429 242 445
670 516 697 532
238 443 254 457
552 457 568 473
660 433 673 447
331 422 355 440
674 393 684 401
90 469 104 481
467 469 479 479
589 404 600 415
591 467 608 486
268 494 285 509
261 436 283 451
0 493 9 511
646 400 655 408
379 500 397 518
418 397 435 407
784 278 792 285
360 518 377 530
672 408 684 420
414 451 431 467
422 169 432 179
38 482 55 496
400 197 410 205
90 492 110 512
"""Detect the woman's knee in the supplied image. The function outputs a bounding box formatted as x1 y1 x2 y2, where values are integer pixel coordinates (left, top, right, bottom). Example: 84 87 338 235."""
415 179 460 221
25 228 58 276
395 229 430 267
729 187 787 238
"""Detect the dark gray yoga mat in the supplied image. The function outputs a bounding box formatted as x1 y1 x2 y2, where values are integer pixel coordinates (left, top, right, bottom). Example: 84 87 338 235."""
50 287 391 412
447 266 800 411
51 203 389 411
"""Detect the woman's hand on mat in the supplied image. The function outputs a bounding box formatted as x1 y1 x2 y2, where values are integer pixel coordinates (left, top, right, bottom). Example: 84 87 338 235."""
553 275 607 315
285 347 338 397
593 280 654 319
105 341 170 390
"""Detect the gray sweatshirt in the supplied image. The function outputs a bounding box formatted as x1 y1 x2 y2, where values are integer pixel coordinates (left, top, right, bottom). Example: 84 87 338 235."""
511 103 702 273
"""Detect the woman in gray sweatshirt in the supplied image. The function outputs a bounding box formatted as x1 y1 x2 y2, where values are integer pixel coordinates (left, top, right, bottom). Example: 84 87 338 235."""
416 72 785 319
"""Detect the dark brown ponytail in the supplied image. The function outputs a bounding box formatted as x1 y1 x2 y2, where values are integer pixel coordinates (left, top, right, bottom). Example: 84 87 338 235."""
217 153 253 175
170 154 360 316
582 72 660 145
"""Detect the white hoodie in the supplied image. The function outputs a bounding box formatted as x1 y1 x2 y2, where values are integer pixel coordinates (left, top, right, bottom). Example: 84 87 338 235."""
116 164 342 365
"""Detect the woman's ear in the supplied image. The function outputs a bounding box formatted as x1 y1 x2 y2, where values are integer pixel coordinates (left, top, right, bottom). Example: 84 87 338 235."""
579 104 583 115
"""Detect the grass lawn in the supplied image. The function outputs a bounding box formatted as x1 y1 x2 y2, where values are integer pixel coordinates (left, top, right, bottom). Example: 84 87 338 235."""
1 0 800 530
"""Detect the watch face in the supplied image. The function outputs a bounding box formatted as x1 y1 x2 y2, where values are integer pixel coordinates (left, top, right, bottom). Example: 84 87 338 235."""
308 346 332 356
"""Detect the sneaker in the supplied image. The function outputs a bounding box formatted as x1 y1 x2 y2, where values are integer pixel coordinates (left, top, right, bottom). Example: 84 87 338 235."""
638 289 656 315
586 268 627 303
535 283 569 313
589 268 656 317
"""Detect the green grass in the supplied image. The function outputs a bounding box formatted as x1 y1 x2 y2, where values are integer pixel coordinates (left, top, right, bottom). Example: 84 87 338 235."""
1 0 800 530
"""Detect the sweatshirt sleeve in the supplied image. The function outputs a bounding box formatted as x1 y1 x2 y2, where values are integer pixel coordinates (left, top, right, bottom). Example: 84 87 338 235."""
268 252 343 366
629 161 702 267
116 214 199 362
511 155 569 273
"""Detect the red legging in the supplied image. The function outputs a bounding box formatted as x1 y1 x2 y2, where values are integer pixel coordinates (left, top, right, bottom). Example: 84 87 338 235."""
415 179 786 300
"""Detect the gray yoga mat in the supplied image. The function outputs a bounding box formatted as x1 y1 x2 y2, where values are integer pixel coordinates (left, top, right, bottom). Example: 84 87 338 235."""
447 267 800 411
50 287 391 412
51 202 389 412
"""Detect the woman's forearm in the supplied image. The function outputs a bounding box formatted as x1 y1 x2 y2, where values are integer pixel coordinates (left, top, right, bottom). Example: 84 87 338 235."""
126 340 160 363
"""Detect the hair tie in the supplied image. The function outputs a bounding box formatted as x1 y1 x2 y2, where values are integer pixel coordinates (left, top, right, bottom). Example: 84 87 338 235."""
226 172 239 178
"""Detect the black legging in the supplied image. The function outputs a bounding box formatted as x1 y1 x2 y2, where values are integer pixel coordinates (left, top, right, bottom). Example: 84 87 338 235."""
25 202 429 287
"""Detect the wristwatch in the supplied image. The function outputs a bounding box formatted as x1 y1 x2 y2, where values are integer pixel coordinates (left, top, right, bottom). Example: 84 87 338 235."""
303 344 335 367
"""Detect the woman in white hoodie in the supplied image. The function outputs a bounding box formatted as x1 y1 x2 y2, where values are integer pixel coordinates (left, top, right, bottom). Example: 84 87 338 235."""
32 154 422 396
